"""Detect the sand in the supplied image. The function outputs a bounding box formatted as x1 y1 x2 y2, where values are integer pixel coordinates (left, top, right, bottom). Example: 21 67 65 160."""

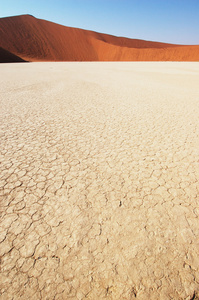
1 15 199 62
0 47 26 63
0 62 199 299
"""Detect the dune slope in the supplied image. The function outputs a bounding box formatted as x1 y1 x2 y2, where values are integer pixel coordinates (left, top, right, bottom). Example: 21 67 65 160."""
0 46 26 63
0 14 199 61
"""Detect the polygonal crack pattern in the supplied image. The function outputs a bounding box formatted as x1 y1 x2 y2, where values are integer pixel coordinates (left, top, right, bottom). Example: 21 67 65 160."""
0 62 199 299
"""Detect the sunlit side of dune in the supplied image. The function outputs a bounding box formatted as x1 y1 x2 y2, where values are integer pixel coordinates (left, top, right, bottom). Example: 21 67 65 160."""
0 14 199 62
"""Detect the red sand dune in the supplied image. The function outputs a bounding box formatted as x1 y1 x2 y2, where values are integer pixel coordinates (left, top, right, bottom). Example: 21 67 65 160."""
0 46 26 63
0 14 199 62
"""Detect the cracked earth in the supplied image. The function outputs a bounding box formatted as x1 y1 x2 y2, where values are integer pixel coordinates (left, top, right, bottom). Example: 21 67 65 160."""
0 62 199 300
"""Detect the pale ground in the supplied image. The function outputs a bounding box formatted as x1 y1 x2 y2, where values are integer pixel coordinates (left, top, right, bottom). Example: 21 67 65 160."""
0 62 199 300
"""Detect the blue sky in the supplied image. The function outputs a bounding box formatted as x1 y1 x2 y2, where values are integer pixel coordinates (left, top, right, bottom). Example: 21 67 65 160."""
1 0 199 44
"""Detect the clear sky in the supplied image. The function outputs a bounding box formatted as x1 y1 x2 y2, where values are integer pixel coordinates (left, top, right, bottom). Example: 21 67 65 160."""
1 0 199 45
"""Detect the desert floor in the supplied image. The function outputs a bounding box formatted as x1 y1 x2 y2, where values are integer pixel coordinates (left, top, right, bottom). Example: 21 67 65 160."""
0 62 199 300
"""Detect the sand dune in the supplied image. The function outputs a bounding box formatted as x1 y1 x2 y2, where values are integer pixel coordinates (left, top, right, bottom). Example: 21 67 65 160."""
0 46 27 63
0 14 199 62
0 47 25 63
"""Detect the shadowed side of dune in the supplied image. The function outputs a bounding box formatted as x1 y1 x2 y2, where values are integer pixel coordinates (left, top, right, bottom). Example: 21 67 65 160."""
0 14 199 61
0 46 27 63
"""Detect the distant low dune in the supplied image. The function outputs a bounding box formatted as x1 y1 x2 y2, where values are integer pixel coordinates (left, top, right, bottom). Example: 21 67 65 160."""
0 14 199 62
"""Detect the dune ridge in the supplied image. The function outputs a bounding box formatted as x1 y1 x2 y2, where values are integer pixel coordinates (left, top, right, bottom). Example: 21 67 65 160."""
0 14 199 62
